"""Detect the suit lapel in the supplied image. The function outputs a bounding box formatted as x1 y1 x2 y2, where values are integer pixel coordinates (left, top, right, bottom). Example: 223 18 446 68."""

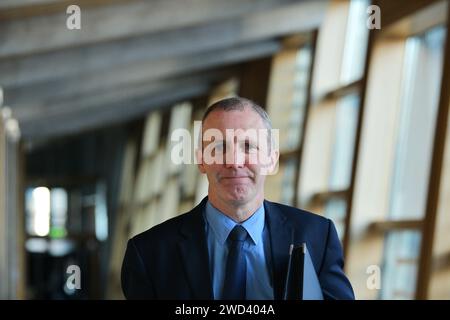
178 198 213 299
264 200 293 300
177 198 292 299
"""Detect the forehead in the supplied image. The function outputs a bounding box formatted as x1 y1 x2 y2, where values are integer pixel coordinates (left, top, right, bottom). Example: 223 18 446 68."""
202 107 266 131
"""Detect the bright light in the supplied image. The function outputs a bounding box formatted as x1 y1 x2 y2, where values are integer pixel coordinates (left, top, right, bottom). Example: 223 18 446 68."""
50 188 68 238
32 187 50 237
95 183 108 241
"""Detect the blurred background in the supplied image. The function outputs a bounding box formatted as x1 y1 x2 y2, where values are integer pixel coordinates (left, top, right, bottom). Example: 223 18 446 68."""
0 0 449 300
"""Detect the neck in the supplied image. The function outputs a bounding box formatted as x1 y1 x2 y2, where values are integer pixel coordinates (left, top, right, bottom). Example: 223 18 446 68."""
208 193 264 223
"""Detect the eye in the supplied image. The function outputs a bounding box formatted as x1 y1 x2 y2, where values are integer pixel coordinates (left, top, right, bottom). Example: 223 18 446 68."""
244 141 258 153
214 141 225 152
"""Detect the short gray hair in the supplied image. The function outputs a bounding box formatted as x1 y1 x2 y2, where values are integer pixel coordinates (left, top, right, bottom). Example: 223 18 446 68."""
202 97 272 130
201 97 274 151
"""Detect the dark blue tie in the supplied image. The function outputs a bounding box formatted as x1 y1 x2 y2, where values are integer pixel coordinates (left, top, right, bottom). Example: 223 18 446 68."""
222 225 248 300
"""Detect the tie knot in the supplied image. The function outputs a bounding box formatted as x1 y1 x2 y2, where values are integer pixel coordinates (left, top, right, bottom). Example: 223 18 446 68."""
228 225 248 242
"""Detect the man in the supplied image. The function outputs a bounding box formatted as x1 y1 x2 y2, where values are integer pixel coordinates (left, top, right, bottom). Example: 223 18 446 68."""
121 97 354 300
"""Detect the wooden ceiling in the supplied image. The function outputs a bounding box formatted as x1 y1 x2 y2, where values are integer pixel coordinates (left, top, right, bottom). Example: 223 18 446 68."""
0 0 327 141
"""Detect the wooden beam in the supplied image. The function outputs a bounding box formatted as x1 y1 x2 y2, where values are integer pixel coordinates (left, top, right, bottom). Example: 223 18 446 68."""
21 83 208 139
293 30 317 210
0 0 300 58
313 79 362 105
0 106 23 299
307 189 349 208
0 0 63 7
342 23 376 259
18 70 233 139
0 1 326 87
13 71 219 121
415 2 450 300
368 219 424 234
432 251 450 273
13 79 180 121
5 40 281 108
0 0 129 21
374 0 443 29
378 0 448 40
0 93 6 299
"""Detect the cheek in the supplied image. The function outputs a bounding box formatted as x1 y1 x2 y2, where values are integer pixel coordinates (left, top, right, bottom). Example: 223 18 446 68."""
244 164 261 179
203 165 222 178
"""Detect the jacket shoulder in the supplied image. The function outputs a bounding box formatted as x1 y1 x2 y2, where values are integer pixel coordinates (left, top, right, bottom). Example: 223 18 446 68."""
266 200 330 226
130 209 197 247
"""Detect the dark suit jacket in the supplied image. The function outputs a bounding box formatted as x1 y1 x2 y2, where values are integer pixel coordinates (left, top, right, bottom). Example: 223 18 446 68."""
121 197 355 300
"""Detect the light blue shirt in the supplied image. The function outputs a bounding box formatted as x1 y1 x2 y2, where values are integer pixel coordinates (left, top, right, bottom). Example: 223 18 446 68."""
203 201 274 299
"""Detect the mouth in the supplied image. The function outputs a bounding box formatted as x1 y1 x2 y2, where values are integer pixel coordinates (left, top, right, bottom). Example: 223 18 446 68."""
220 176 250 181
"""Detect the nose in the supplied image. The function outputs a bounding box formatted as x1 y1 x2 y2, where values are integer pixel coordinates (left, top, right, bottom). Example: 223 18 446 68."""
225 143 245 168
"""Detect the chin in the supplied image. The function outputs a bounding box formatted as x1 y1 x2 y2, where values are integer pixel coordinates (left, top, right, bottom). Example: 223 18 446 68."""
223 189 252 204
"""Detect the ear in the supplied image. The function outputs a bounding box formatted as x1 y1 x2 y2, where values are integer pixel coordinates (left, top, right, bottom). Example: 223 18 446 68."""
196 148 206 174
268 148 280 175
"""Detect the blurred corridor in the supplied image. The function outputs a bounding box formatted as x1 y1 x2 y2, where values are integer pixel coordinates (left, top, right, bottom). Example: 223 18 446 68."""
1 0 450 299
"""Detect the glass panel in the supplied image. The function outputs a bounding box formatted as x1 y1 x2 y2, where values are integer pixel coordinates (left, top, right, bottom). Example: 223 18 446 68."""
281 158 298 205
265 157 297 205
329 93 359 190
297 100 337 206
267 43 312 153
288 45 312 150
158 178 180 223
311 0 350 96
167 102 192 175
340 0 370 84
389 25 446 220
430 69 450 299
152 147 168 196
380 230 421 299
133 158 151 203
141 112 162 158
180 121 200 198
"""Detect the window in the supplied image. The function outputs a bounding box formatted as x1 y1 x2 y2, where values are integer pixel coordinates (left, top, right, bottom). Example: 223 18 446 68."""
389 25 446 220
379 24 447 299
298 0 370 248
381 230 422 299
348 0 448 299
329 93 360 191
341 0 370 84
265 36 314 205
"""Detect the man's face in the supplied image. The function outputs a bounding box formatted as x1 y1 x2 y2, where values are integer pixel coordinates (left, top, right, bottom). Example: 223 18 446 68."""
197 107 278 207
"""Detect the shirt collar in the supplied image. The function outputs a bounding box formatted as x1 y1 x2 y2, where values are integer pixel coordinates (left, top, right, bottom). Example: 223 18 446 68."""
204 200 265 246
